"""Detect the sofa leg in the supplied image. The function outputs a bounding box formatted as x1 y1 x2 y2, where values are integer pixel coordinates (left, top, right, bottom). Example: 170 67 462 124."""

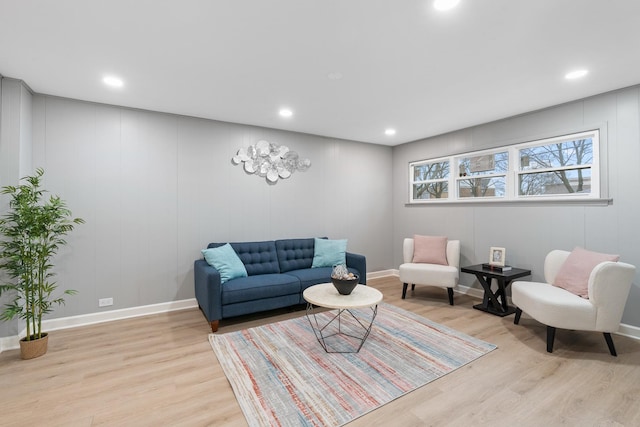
447 287 454 306
411 284 416 291
603 332 617 356
546 326 556 353
210 320 220 333
514 307 522 325
402 283 408 299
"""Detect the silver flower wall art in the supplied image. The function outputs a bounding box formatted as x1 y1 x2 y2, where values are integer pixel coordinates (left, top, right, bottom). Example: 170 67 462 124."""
232 140 311 184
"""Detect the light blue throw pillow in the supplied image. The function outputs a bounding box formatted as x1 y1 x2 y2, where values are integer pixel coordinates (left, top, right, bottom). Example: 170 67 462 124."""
311 238 347 268
201 243 248 284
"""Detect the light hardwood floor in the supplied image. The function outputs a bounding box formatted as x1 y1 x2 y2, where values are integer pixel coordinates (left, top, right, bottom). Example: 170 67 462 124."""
2 276 639 426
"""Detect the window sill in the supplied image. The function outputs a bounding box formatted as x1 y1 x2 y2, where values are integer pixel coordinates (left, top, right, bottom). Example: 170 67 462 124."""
405 198 612 207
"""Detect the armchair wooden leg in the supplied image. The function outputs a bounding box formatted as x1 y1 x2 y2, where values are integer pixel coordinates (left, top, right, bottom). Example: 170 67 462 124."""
402 283 408 299
603 332 617 356
514 307 522 324
546 326 556 353
210 320 220 333
411 284 416 291
447 287 454 306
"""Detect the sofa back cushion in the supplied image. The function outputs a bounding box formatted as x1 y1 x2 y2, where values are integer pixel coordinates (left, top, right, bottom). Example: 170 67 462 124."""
275 238 317 273
208 241 280 276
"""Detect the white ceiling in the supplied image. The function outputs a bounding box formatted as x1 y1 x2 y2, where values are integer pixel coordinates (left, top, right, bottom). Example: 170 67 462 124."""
1 1 640 146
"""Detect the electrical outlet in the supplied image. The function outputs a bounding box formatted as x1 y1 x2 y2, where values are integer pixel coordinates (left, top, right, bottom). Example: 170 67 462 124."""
98 297 113 307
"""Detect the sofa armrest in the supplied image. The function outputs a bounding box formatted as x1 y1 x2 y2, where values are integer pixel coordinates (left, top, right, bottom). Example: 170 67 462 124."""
194 259 223 323
346 252 367 284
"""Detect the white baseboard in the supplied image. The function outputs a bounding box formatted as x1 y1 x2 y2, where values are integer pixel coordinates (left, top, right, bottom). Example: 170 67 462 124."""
0 336 17 354
2 270 638 353
617 323 640 340
453 283 485 300
367 269 397 280
0 298 198 353
386 270 640 342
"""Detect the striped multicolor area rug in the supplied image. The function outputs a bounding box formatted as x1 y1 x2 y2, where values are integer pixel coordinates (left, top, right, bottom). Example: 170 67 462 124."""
209 303 496 426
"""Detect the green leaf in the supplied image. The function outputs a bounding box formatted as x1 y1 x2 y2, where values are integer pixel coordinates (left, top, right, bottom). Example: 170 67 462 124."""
0 168 83 334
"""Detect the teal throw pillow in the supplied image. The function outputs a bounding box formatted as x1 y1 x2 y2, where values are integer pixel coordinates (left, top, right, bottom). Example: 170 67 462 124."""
312 238 347 268
201 243 248 284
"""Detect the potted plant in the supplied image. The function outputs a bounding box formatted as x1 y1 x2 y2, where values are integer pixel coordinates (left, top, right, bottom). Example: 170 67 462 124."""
0 168 84 359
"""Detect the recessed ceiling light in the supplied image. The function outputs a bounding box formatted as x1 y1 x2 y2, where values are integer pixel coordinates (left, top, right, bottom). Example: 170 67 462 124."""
565 69 588 80
433 0 460 11
385 128 396 136
328 72 343 80
279 108 293 118
102 75 124 88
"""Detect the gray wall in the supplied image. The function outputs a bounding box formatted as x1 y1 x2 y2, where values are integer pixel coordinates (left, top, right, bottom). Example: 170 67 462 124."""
0 93 393 333
0 78 33 339
3 78 640 337
392 85 640 326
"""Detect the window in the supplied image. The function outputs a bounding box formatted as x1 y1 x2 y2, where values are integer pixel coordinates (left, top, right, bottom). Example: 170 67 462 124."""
410 158 450 200
517 131 597 198
408 129 601 204
457 151 508 199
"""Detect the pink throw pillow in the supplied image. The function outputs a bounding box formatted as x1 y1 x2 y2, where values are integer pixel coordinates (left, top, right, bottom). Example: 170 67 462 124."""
412 235 448 265
553 247 619 298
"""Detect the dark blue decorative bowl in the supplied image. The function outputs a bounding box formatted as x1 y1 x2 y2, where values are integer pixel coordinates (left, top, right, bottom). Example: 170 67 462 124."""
331 275 359 295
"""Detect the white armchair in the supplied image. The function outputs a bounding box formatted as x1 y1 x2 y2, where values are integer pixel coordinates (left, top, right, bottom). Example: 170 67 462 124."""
512 249 636 356
399 238 460 305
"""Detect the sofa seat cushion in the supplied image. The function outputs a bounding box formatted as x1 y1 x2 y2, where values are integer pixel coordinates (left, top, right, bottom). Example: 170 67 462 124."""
286 267 333 288
511 281 596 331
221 274 301 305
286 266 362 288
289 266 363 305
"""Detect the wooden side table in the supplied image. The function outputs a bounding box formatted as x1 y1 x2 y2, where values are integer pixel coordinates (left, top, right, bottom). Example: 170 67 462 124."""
461 264 531 317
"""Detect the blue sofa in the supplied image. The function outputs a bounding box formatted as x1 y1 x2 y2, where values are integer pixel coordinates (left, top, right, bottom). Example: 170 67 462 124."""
194 237 366 332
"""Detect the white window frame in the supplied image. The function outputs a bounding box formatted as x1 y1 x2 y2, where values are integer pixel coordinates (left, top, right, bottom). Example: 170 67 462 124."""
408 129 601 204
454 149 509 200
513 130 599 200
409 156 451 202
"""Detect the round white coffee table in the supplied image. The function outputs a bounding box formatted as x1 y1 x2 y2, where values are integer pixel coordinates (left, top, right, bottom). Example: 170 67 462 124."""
303 283 383 353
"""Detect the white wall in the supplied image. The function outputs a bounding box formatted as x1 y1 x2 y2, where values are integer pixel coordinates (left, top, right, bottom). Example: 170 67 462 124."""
392 85 640 326
22 95 392 324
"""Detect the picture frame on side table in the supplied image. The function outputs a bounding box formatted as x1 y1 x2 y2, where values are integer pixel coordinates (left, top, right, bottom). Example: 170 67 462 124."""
489 247 506 267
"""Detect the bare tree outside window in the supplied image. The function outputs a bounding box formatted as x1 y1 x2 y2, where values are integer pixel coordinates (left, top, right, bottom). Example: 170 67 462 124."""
519 138 593 196
412 160 449 199
408 130 599 203
458 152 508 198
